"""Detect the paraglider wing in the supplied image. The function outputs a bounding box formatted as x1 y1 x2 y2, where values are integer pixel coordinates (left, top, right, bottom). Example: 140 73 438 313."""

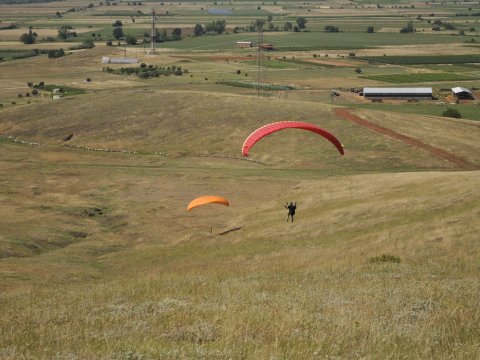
187 195 230 211
242 121 344 157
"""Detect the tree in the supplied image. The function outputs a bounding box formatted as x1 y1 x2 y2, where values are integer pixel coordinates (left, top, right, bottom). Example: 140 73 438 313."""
113 26 124 40
283 21 292 31
47 48 65 58
20 27 36 44
367 26 374 33
324 25 339 33
156 29 167 42
254 18 266 30
193 23 204 36
58 25 73 40
443 107 462 118
205 20 226 34
296 17 307 30
172 28 182 39
125 34 137 44
82 38 95 48
400 21 415 33
112 20 122 27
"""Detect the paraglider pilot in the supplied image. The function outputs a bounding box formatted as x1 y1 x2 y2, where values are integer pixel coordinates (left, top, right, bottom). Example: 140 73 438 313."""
285 202 296 222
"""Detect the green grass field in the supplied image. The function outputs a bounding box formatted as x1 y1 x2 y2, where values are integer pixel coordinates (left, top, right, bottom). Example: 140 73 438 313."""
354 103 480 121
361 54 480 65
360 72 478 83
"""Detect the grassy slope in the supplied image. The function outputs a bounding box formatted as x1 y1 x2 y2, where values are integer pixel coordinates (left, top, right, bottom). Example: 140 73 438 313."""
0 90 471 171
1 2 480 357
0 90 480 358
0 140 479 359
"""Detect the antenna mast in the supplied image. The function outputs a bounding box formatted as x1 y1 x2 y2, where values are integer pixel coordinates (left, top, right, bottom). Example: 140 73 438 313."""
150 9 157 54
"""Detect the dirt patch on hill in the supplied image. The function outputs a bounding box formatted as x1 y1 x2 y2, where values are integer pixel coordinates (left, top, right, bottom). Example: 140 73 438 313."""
333 108 479 171
210 56 254 62
303 58 362 67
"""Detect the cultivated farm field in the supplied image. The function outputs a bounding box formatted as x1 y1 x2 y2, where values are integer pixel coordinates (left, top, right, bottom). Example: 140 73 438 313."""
1 0 480 359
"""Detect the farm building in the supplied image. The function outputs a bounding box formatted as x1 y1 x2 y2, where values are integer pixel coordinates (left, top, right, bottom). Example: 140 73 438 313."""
259 43 275 51
101 57 138 64
452 87 474 100
363 87 433 100
236 41 252 48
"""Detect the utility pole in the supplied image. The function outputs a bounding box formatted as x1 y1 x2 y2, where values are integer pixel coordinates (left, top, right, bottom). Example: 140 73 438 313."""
256 27 267 97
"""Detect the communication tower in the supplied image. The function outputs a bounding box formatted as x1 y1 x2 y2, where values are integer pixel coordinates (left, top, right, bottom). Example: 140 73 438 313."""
149 9 157 54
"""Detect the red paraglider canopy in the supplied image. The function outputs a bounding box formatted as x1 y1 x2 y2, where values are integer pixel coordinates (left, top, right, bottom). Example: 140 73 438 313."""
242 121 344 157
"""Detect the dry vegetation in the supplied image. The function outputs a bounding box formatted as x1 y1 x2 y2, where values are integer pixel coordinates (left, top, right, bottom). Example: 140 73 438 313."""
1 140 479 359
1 0 480 358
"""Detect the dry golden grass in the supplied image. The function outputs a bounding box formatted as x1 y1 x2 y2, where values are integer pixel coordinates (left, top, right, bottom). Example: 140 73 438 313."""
0 89 457 171
0 139 479 359
355 109 480 166
1 2 480 358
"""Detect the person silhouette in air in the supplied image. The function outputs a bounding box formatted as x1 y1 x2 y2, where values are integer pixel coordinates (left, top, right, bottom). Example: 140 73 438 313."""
285 202 296 222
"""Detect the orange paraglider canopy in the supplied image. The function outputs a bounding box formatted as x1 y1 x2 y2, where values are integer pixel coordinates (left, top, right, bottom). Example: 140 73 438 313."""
187 195 230 211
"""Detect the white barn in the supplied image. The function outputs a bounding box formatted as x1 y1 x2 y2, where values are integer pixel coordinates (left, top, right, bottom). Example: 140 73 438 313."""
452 87 474 100
236 41 252 48
363 87 433 100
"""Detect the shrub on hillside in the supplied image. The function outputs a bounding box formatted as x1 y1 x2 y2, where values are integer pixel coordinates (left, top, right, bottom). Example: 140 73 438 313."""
369 254 401 264
47 49 65 59
443 107 462 118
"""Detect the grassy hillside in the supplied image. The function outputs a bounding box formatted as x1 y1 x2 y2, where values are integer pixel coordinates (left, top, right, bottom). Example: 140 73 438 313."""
0 140 479 359
0 90 470 171
2 0 480 358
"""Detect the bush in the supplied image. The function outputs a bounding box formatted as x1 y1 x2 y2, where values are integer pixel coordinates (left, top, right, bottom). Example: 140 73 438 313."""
47 49 65 59
236 69 241 74
125 34 137 45
20 31 36 44
193 24 204 36
31 89 39 95
443 107 462 118
106 41 113 46
324 25 339 33
369 254 401 264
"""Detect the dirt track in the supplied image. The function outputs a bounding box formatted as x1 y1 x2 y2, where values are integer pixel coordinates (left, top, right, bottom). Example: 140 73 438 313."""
333 108 479 171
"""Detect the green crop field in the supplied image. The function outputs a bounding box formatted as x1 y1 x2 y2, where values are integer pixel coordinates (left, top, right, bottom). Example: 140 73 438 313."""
1 0 480 358
361 54 480 65
360 72 478 83
354 103 480 121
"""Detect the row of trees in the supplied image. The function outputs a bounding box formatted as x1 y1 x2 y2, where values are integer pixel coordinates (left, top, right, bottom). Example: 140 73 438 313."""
103 63 186 79
192 20 227 36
